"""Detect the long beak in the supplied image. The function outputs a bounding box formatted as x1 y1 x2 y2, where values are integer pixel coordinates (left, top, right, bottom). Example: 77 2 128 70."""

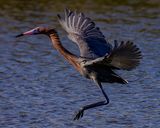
15 28 39 38
15 33 24 38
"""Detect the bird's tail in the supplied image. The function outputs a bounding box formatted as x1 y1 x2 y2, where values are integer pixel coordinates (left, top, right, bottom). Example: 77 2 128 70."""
109 73 128 84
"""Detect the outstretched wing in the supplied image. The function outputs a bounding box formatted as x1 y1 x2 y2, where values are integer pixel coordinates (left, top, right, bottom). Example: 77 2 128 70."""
83 41 142 70
57 9 112 59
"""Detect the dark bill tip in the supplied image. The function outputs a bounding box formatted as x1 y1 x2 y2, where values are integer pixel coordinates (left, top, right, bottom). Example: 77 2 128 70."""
15 33 24 38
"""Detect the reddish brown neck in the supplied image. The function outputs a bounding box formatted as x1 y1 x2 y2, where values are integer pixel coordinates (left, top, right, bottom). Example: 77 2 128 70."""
49 32 80 71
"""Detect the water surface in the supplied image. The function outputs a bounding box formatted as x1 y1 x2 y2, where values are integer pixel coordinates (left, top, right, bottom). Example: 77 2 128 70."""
0 0 160 128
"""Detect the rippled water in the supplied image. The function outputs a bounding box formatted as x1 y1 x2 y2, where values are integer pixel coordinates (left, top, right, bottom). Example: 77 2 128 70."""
0 1 160 128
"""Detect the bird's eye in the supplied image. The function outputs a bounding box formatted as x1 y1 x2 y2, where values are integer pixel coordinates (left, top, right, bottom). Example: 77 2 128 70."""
37 28 40 32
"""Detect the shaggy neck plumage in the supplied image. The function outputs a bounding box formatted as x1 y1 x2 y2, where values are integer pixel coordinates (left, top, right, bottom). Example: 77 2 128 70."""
48 30 80 71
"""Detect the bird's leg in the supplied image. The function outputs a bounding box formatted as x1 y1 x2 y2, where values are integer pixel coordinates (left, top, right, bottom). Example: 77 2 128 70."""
74 81 109 120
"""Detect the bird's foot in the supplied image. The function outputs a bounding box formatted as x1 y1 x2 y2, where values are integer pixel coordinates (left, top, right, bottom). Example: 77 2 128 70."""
73 108 84 120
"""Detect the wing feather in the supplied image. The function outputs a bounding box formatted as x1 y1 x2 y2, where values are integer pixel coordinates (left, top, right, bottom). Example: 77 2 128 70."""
83 41 142 70
57 9 112 58
108 41 142 70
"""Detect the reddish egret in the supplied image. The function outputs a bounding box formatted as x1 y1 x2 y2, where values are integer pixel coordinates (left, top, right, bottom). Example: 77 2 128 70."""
16 9 142 120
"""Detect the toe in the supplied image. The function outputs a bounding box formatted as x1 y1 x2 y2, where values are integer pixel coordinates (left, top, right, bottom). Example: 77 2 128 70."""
73 109 84 120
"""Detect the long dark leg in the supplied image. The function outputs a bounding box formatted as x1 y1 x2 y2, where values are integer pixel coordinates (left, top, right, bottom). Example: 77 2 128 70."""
74 81 109 120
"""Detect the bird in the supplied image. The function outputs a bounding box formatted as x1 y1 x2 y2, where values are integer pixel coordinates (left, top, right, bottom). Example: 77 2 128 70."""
16 9 142 120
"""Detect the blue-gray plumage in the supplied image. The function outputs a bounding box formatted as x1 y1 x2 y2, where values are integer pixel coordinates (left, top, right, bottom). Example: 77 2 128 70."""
16 9 142 120
57 9 141 71
57 9 112 59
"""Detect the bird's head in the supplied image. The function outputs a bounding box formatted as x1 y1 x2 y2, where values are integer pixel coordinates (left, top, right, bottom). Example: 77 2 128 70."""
16 26 56 38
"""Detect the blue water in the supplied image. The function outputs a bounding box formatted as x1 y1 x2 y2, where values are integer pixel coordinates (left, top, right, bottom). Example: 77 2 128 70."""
0 1 160 128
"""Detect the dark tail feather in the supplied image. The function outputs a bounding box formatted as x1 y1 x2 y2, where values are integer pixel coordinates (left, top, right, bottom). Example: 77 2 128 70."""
110 74 128 84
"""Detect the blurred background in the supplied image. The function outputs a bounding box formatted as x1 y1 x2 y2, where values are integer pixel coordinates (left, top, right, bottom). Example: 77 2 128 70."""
0 0 160 128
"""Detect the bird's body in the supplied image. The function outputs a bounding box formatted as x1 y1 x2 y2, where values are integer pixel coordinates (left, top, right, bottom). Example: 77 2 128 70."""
16 9 142 120
50 32 127 85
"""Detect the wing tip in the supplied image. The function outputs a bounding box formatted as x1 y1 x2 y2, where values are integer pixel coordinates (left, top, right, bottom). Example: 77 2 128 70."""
58 8 106 39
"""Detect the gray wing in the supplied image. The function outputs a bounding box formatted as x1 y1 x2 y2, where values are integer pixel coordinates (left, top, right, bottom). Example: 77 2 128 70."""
57 9 112 59
83 41 142 70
